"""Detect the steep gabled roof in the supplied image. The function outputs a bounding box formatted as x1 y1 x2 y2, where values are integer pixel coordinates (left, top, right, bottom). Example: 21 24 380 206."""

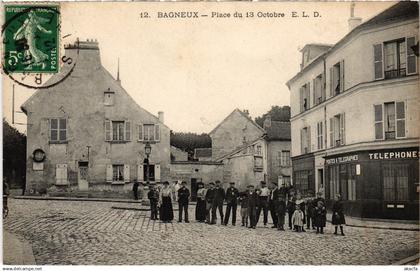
209 108 265 136
265 121 291 141
216 135 266 162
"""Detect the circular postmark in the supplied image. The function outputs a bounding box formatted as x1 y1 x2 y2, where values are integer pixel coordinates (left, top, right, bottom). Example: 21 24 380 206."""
2 5 78 89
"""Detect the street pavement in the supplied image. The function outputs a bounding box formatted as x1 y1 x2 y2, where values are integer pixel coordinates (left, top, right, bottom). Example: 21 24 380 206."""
3 198 419 265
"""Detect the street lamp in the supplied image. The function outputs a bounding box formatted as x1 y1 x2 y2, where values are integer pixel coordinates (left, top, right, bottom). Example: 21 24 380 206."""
144 142 152 186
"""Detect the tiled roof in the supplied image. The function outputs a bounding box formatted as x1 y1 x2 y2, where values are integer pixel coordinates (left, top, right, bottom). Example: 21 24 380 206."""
265 121 291 141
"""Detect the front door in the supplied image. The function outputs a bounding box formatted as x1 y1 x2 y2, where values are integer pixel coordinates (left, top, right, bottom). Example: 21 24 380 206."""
190 178 199 202
78 161 89 191
382 163 410 219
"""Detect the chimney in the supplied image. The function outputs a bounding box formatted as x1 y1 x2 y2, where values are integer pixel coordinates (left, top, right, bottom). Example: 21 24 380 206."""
348 2 362 31
158 111 164 124
64 39 101 72
263 114 272 129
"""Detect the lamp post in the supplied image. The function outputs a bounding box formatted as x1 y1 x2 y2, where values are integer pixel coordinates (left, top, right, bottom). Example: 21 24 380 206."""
144 142 152 186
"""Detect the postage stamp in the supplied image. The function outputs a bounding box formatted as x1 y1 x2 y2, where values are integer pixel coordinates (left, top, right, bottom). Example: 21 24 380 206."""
3 5 59 73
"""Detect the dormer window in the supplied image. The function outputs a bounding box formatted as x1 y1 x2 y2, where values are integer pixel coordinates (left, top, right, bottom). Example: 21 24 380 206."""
104 88 115 106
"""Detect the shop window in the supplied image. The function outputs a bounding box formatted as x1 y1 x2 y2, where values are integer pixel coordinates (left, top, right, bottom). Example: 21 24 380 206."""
383 164 409 201
329 165 340 200
294 170 310 196
347 165 356 201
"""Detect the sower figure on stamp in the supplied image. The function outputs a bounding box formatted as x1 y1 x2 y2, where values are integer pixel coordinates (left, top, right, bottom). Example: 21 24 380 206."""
256 181 270 227
224 182 239 226
269 182 279 228
177 181 190 223
205 182 215 224
211 180 225 225
246 184 258 229
148 184 159 220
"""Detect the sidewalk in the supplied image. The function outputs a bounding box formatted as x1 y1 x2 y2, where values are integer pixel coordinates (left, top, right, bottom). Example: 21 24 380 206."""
3 231 36 265
14 195 141 204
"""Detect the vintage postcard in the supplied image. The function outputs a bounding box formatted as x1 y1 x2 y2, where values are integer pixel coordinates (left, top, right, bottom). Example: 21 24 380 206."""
1 0 419 269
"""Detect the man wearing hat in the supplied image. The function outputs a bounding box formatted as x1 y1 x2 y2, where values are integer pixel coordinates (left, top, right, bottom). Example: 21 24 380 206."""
223 182 239 226
256 181 270 226
246 184 258 229
177 181 190 223
205 182 215 224
148 183 160 220
211 180 225 225
269 182 279 228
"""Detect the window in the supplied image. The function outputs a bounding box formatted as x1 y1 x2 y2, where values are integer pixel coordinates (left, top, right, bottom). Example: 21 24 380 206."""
384 39 406 79
347 165 356 201
256 145 262 156
301 126 311 154
329 113 345 147
279 151 291 167
374 37 417 80
383 164 409 201
294 170 310 196
138 124 160 142
105 120 131 142
300 83 310 112
313 74 325 105
317 121 324 150
373 101 405 140
329 60 345 97
328 165 340 200
50 118 67 142
112 165 124 182
283 176 291 187
328 164 356 200
254 156 263 171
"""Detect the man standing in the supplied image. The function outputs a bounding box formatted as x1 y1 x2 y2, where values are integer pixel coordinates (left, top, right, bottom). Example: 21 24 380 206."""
177 181 190 223
224 182 239 226
246 184 258 229
147 184 159 220
211 180 225 224
132 179 139 200
205 182 215 224
269 182 279 228
256 181 270 226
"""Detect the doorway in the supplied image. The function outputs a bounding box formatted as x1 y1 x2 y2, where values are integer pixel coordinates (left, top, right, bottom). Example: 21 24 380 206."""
78 161 89 191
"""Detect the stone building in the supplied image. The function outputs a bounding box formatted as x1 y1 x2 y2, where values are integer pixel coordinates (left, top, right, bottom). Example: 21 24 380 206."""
286 2 419 219
22 40 170 197
170 146 188 161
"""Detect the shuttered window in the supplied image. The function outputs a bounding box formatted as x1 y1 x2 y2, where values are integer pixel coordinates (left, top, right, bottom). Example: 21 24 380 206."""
330 61 344 97
104 120 131 142
374 101 405 140
406 36 417 75
50 118 67 142
373 44 384 80
138 124 160 142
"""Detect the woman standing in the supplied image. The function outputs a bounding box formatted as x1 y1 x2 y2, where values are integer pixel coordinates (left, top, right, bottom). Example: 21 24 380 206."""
159 181 174 223
195 182 207 222
332 194 346 236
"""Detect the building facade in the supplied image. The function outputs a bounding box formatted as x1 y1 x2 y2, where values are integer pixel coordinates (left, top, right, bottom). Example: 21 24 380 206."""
287 2 419 219
22 40 171 197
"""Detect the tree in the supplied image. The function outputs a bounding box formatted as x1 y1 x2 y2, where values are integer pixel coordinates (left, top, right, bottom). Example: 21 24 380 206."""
170 131 211 160
3 119 26 189
255 105 291 127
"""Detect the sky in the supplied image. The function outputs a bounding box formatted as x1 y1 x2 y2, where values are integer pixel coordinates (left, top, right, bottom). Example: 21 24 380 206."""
2 1 395 134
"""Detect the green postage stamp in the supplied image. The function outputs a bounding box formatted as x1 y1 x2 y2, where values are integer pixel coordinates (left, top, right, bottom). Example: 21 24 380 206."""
3 6 59 73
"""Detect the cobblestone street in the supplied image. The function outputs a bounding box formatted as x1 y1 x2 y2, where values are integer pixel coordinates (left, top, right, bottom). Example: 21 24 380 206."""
3 198 419 265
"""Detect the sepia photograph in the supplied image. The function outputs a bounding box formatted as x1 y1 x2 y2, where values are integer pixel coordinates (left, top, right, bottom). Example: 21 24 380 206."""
1 0 419 268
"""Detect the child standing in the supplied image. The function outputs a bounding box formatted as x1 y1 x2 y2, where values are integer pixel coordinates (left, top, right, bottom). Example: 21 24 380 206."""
240 192 249 227
314 200 327 234
292 204 304 232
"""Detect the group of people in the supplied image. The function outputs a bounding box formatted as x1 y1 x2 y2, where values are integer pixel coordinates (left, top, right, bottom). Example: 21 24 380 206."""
143 180 347 236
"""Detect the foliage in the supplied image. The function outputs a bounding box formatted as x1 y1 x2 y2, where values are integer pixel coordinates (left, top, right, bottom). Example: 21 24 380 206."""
255 105 291 127
3 119 26 188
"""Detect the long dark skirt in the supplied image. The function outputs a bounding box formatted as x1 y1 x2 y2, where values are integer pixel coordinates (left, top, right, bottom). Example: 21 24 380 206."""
195 198 207 222
160 196 174 222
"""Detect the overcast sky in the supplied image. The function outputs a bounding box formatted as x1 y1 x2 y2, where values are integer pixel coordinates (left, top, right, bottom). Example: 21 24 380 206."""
2 1 395 134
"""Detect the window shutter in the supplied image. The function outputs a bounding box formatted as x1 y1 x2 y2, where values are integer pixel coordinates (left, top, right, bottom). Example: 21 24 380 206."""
307 126 311 152
125 121 131 141
340 113 345 145
313 79 316 105
106 165 113 181
329 117 334 147
138 124 143 141
300 128 304 154
124 164 130 181
329 67 333 97
300 86 304 112
374 104 384 140
373 44 384 80
395 101 406 138
155 124 160 142
137 164 144 181
307 82 311 109
321 74 326 102
340 60 345 92
406 37 417 75
105 120 111 141
155 164 161 182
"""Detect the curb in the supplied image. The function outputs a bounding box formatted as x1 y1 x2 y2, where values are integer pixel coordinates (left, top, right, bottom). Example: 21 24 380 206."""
13 195 143 204
392 253 420 265
325 218 419 232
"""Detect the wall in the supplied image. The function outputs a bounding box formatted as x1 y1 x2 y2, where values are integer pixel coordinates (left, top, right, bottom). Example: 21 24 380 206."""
171 146 188 161
169 162 224 186
24 42 171 195
266 140 292 184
